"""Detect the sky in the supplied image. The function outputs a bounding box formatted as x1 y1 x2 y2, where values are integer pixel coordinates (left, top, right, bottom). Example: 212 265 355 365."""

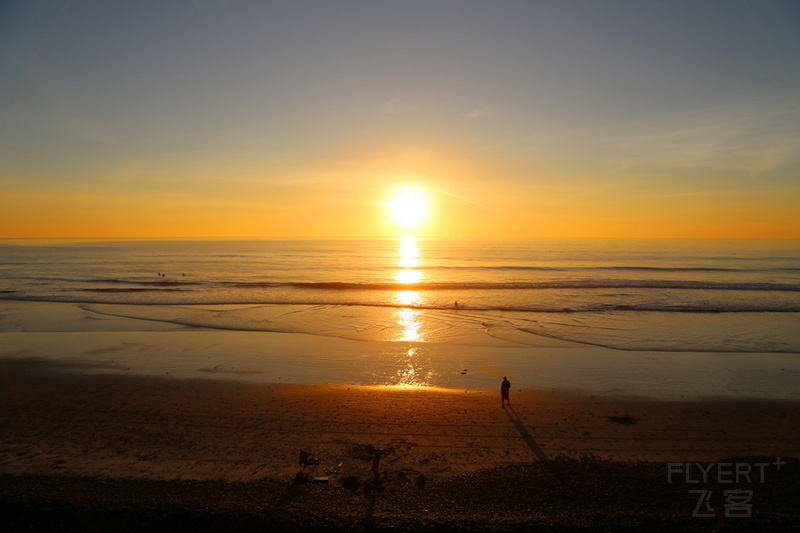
1 0 799 239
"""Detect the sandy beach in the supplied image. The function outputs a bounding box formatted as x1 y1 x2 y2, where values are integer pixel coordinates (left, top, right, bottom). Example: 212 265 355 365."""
3 359 799 480
2 357 799 530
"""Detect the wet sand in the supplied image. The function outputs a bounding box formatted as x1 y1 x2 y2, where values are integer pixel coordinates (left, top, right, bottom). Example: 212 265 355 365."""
2 359 799 530
4 300 800 400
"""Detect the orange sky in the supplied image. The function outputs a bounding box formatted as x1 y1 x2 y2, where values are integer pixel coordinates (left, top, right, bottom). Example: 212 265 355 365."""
3 172 798 240
2 2 798 240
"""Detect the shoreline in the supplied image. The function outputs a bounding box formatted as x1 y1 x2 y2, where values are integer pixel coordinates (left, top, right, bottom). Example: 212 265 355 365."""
3 300 800 401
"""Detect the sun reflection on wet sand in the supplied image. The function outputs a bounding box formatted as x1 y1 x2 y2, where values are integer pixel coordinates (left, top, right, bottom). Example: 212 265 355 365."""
389 346 436 388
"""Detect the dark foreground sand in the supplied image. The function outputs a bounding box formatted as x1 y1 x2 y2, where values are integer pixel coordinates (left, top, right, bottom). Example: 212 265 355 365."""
2 359 799 531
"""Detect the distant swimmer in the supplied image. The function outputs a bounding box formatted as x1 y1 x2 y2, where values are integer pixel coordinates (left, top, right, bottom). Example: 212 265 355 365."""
454 301 459 308
501 377 511 407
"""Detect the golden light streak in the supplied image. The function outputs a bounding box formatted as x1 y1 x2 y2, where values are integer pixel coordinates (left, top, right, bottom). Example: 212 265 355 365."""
396 308 422 342
398 235 418 267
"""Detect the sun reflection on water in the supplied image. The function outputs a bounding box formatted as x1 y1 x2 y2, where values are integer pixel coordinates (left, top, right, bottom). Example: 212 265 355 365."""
394 236 423 342
394 269 421 284
385 235 435 387
395 290 419 307
398 235 418 267
396 307 422 341
395 235 421 285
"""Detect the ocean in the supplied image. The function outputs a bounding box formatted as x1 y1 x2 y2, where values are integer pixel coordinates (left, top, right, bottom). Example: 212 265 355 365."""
2 237 799 354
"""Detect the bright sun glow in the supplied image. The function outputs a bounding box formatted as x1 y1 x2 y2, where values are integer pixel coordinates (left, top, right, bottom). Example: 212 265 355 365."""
387 187 430 229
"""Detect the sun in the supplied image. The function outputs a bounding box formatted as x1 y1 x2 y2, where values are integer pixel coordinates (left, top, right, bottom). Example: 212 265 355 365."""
387 187 430 229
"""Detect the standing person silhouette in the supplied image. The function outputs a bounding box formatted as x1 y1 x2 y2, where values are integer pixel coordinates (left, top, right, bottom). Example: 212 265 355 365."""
501 377 511 407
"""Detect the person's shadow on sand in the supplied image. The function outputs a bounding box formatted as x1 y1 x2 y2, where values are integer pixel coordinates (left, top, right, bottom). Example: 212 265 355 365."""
504 405 568 488
504 405 551 464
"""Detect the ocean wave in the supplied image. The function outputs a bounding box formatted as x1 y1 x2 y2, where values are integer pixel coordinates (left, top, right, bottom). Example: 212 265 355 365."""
78 288 189 293
423 265 748 272
89 279 201 287
4 292 800 313
12 276 200 287
268 280 800 292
